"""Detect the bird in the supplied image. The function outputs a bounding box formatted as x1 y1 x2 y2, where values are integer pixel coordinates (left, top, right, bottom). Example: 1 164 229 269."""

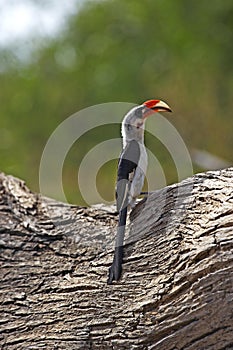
107 99 172 284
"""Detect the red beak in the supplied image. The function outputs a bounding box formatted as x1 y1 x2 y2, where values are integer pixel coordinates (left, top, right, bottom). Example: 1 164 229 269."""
143 99 172 118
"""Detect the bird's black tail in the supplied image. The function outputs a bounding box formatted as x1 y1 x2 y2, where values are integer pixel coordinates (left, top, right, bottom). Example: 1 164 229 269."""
107 207 127 284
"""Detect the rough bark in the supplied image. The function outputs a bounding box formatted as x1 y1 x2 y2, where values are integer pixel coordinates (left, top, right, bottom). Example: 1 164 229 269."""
0 168 233 350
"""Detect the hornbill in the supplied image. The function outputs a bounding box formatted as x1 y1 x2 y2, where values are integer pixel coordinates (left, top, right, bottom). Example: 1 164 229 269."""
107 99 172 284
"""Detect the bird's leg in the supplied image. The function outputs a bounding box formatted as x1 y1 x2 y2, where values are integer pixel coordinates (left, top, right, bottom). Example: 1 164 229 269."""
107 207 127 284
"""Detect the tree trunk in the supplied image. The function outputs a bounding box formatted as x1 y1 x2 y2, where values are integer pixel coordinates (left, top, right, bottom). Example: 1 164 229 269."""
0 168 233 350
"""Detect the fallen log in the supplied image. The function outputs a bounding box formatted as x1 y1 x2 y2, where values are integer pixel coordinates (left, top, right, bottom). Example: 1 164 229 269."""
0 168 233 349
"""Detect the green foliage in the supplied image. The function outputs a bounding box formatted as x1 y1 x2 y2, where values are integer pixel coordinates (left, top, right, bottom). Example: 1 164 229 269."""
0 0 232 204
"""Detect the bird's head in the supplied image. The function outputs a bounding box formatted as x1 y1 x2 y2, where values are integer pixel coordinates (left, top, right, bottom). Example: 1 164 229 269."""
122 99 172 145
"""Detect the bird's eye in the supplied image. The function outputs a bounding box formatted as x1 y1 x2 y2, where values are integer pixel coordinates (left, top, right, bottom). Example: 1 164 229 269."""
137 121 143 129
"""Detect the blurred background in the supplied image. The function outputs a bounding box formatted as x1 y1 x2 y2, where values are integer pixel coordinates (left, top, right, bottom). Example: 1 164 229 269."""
0 0 232 205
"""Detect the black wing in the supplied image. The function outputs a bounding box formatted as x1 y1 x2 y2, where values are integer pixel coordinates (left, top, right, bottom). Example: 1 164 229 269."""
116 140 140 212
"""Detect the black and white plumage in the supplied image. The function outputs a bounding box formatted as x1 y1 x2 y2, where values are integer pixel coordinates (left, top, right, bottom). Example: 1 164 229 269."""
107 99 171 284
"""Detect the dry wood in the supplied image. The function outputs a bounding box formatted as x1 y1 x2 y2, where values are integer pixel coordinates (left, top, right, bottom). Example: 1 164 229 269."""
0 168 233 349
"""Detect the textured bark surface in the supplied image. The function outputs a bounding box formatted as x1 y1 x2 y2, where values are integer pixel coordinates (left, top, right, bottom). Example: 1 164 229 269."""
0 168 233 350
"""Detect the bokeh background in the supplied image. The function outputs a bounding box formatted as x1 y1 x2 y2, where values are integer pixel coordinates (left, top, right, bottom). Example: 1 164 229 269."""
0 0 232 205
